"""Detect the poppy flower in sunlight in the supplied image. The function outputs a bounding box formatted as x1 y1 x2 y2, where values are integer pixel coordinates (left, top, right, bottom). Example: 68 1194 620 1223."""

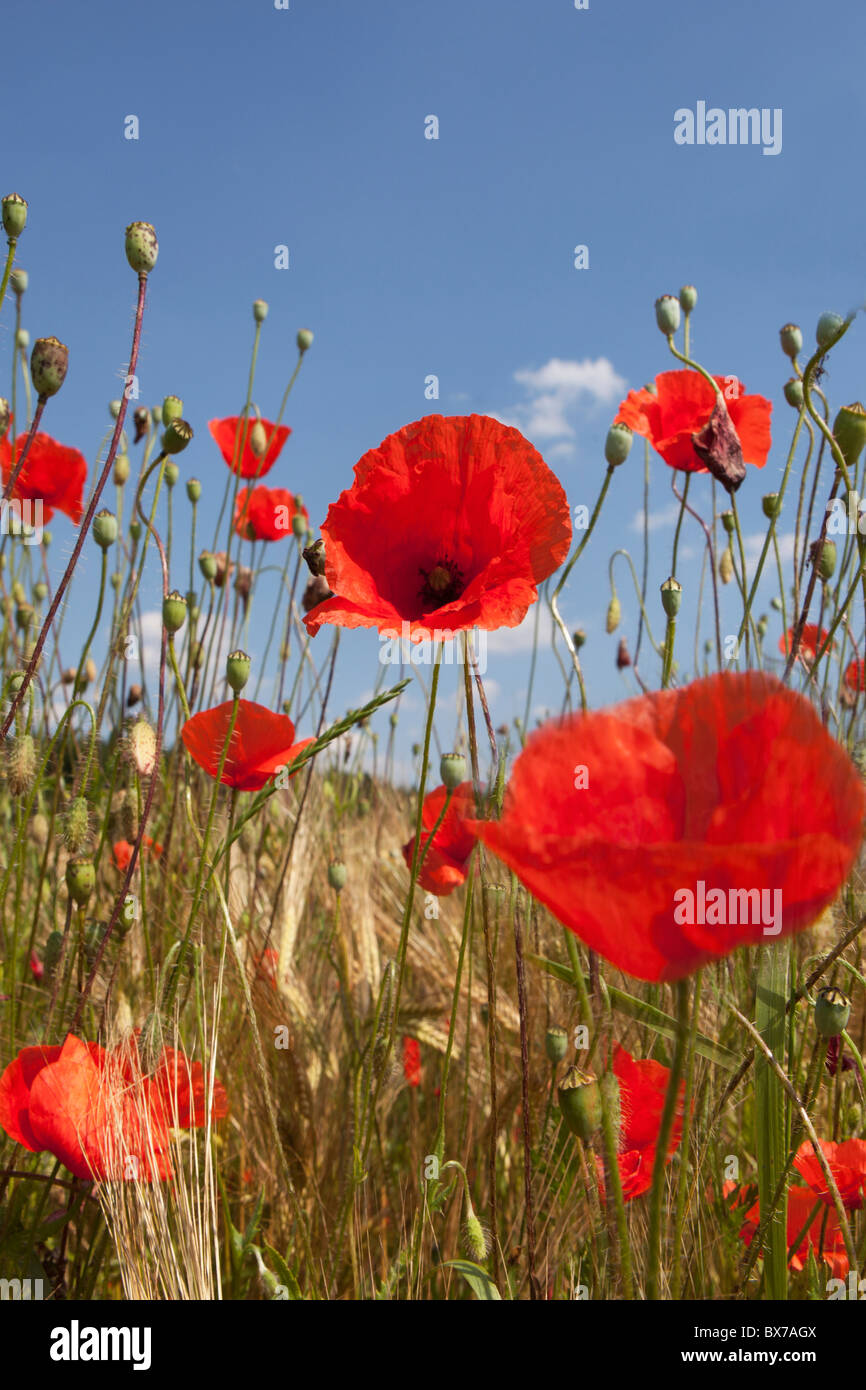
793 1138 866 1210
1 432 87 524
181 699 314 792
402 781 479 896
778 624 832 663
233 485 309 542
208 415 291 480
736 1183 850 1279
0 1034 228 1182
112 835 162 873
303 415 572 641
605 1045 685 1202
403 1038 422 1088
614 370 771 481
844 658 866 691
470 671 865 982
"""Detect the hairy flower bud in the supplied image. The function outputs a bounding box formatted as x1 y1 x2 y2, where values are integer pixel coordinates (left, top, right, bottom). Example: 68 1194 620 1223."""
92 509 117 549
605 594 621 634
297 328 314 352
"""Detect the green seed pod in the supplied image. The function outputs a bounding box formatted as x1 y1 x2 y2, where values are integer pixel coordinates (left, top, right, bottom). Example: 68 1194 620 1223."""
162 589 187 634
10 267 27 295
770 596 782 611
30 336 68 398
814 985 851 1038
125 221 159 275
249 420 268 458
297 328 314 352
15 603 34 631
832 403 866 471
604 422 633 467
762 493 781 520
721 510 735 535
2 193 28 238
545 1026 569 1064
162 418 193 455
292 510 307 538
756 614 768 639
253 299 269 322
33 580 47 603
655 294 681 336
573 628 587 649
66 858 95 907
816 312 845 349
161 395 183 426
186 477 201 503
815 539 837 582
779 323 802 360
679 284 698 313
440 751 467 790
328 859 347 892
660 576 682 618
129 519 142 543
226 648 251 693
719 545 734 585
199 550 217 582
65 797 91 854
108 398 122 420
164 460 179 488
605 594 621 634
92 509 118 549
113 453 130 485
558 1066 603 1141
784 377 804 409
110 571 122 591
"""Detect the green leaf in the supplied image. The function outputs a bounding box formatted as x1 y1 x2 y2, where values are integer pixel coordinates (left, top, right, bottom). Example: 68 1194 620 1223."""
444 1259 502 1300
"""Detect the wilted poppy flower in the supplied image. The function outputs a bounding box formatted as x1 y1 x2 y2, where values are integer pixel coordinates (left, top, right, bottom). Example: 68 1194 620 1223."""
845 658 866 691
402 781 478 896
607 1045 685 1202
1 431 87 523
470 672 865 982
0 1033 228 1181
208 416 290 480
778 624 831 662
112 835 162 873
793 1138 866 1211
736 1183 850 1279
615 371 771 479
181 699 314 791
234 485 308 542
403 1037 422 1088
304 415 571 640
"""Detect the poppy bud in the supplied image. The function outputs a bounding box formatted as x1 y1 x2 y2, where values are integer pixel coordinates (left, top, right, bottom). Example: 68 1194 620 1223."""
199 550 217 582
303 538 327 577
2 193 28 238
616 637 631 669
253 299 268 322
721 510 735 534
604 422 633 467
226 649 251 693
779 323 802 360
573 628 587 649
16 328 29 350
66 858 95 907
558 1066 604 1140
292 510 307 538
130 718 157 776
762 493 781 520
719 545 734 585
133 406 150 442
15 603 34 631
328 859 347 892
0 398 9 437
816 311 845 350
186 477 201 503
249 420 268 458
606 594 621 634
811 538 836 581
297 328 314 352
162 418 193 455
114 454 130 485
127 684 142 707
756 614 768 639
33 581 47 603
129 519 142 542
162 590 187 633
164 460 179 488
462 1203 490 1263
784 377 804 409
43 929 64 983
162 395 183 426
125 221 159 275
110 572 122 590
108 399 122 420
655 294 681 336
65 797 90 854
302 574 332 611
10 267 27 295
814 985 851 1038
186 589 199 622
440 751 467 790
770 596 782 611
679 284 698 313
7 732 36 795
545 1026 569 1064
832 403 866 470
30 336 68 398
660 576 682 618
92 509 117 550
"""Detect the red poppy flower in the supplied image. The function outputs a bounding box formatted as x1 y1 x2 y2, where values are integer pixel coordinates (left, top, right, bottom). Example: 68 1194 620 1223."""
470 672 865 982
1 431 87 524
402 782 478 896
778 624 831 662
233 486 309 542
0 1034 227 1181
615 371 772 476
208 416 290 480
608 1045 685 1202
403 1037 422 1088
845 658 866 691
29 951 43 982
112 835 162 873
793 1138 866 1211
737 1183 850 1280
303 415 572 640
181 699 314 791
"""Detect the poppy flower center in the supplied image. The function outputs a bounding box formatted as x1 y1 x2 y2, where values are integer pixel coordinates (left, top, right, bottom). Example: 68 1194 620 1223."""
418 556 465 608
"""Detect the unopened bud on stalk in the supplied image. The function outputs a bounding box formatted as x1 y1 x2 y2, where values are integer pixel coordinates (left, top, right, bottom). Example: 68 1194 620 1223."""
616 637 631 669
762 493 781 520
779 323 802 359
162 590 187 633
604 422 633 467
30 336 68 398
605 594 621 634
127 684 142 707
161 395 183 426
198 550 217 582
113 454 130 485
814 985 851 1038
721 510 735 535
655 294 681 336
125 221 158 275
7 732 36 795
110 572 122 591
679 284 698 313
811 538 836 581
545 1027 569 1064
833 403 866 470
815 312 845 350
253 299 268 322
226 649 251 693
65 797 91 853
133 406 150 443
719 545 734 585
15 328 28 350
573 628 586 649
770 596 782 611
558 1066 604 1140
186 477 201 503
328 859 347 892
440 752 466 790
162 418 193 455
660 576 682 618
756 614 768 639
130 718 157 776
129 519 142 542
66 858 95 907
109 399 122 419
784 378 803 409
190 640 204 669
297 328 314 352
33 581 47 603
462 1198 490 1263
249 420 268 458
292 510 307 538
10 268 27 295
2 193 28 238
92 510 117 549
43 930 63 984
164 460 179 488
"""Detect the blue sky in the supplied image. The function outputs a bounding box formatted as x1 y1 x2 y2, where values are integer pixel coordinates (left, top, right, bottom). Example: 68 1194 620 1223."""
2 0 865 776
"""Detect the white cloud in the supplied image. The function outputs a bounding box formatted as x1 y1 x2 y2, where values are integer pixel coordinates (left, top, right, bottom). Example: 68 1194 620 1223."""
743 531 795 567
629 502 683 534
498 356 627 454
485 606 556 655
